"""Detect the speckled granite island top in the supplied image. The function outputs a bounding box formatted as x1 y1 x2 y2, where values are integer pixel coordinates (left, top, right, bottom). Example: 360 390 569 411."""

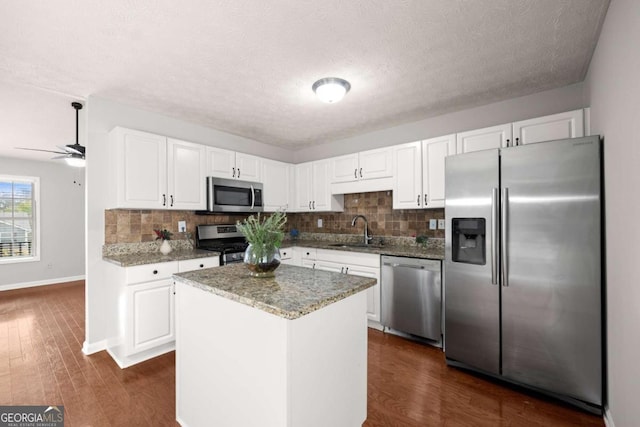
103 249 219 267
173 263 377 320
282 240 444 260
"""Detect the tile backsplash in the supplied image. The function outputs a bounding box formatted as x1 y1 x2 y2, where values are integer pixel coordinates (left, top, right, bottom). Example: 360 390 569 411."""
105 191 444 244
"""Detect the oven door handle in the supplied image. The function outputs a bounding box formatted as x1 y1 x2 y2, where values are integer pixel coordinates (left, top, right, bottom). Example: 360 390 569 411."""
250 185 255 210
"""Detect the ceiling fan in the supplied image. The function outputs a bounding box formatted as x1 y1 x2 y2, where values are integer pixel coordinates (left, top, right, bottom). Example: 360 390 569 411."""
17 101 86 167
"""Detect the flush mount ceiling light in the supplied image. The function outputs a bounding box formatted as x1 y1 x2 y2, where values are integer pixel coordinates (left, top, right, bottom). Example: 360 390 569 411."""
312 77 351 103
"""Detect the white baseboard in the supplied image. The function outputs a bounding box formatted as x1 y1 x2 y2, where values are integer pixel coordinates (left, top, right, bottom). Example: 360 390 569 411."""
82 339 107 355
603 406 615 427
0 275 85 291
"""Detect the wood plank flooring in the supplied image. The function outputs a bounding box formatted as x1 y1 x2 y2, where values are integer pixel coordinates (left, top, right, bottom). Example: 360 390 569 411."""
0 281 604 426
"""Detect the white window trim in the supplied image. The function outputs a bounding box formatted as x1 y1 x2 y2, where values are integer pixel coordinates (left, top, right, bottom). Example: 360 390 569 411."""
0 175 40 264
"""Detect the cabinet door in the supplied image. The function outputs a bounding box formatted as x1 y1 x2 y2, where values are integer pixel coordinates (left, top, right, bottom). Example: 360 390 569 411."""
262 159 291 211
512 109 584 146
294 162 313 211
206 147 235 179
331 153 359 183
359 147 393 180
422 134 456 209
312 159 333 211
392 141 423 209
114 128 167 209
127 279 175 354
346 265 381 323
301 259 316 269
456 123 512 153
167 138 206 210
235 153 262 182
315 260 345 274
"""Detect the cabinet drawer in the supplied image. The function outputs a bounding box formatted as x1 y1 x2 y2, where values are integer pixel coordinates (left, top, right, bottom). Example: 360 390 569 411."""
125 261 179 284
280 247 293 260
300 248 317 260
316 249 380 268
178 257 219 272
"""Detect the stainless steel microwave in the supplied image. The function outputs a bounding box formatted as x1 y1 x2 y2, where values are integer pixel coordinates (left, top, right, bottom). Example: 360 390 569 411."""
205 177 264 213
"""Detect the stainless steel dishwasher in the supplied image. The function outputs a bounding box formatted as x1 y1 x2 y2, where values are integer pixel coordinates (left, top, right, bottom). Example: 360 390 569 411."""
381 256 442 344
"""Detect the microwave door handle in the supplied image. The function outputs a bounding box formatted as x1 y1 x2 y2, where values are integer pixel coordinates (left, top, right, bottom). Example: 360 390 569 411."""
250 185 255 210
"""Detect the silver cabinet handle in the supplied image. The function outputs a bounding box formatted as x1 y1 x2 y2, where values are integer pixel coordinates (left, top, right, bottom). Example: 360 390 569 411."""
491 188 498 285
515 137 520 146
417 194 420 206
359 168 363 178
238 168 240 178
383 262 426 269
424 194 427 206
354 169 358 179
340 266 344 274
312 200 315 209
232 167 236 177
506 138 511 147
170 195 174 207
309 201 312 210
501 188 509 287
162 194 166 206
345 266 349 274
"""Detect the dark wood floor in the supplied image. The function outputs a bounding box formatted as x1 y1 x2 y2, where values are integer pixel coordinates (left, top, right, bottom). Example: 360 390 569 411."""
1 281 603 426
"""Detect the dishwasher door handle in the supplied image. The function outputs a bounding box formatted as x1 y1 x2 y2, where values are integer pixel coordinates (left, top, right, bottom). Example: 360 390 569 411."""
383 262 425 269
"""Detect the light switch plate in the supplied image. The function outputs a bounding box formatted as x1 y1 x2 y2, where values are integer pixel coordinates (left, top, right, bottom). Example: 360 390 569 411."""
429 219 437 230
317 218 323 228
438 219 446 230
178 220 186 232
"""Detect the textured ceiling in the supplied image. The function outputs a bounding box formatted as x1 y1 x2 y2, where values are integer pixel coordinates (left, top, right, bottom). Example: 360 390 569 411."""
0 0 609 161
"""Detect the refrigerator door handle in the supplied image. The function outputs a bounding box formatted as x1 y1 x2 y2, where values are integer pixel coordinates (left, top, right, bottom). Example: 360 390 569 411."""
501 187 509 287
491 188 499 285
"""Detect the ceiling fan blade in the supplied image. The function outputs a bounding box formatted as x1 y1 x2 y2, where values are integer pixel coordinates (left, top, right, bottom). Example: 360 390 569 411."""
51 154 71 160
16 147 67 155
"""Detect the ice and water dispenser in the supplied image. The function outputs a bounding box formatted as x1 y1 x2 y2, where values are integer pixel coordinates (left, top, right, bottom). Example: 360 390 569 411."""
451 218 486 265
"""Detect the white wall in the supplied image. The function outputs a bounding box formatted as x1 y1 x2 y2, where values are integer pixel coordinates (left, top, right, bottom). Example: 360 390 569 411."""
584 0 640 425
83 96 291 352
294 82 586 162
0 157 85 289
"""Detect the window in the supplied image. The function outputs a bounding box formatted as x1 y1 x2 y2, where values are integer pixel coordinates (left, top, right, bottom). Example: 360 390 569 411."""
0 175 40 262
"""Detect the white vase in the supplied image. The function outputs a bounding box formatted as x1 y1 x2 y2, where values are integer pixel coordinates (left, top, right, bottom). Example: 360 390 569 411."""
160 239 172 255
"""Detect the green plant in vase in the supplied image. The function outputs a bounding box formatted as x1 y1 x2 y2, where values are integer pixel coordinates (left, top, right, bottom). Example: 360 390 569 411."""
236 211 287 277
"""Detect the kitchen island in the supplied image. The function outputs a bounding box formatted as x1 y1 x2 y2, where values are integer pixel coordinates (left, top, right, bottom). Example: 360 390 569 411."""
172 263 377 427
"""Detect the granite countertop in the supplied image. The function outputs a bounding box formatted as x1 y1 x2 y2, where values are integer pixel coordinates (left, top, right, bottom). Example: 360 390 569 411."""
281 240 444 260
103 248 219 267
174 263 377 320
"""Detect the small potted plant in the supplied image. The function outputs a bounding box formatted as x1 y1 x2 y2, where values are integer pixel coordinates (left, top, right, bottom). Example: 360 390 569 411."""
236 211 286 277
154 229 173 255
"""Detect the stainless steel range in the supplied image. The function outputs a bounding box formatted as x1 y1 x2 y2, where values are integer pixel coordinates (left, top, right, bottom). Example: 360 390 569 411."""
195 224 248 265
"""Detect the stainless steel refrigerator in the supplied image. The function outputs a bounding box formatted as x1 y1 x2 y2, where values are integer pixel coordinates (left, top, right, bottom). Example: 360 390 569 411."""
444 136 603 413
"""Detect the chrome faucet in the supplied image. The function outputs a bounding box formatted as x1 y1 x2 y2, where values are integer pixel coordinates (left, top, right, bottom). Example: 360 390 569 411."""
351 215 373 245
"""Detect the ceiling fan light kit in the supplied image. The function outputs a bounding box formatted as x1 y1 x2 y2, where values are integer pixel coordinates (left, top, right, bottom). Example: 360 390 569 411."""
312 77 351 103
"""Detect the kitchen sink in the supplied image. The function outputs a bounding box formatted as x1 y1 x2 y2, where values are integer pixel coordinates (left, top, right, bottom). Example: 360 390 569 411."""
328 243 385 249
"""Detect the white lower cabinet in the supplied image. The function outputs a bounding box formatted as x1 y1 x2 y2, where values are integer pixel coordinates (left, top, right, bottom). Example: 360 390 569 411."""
106 256 219 368
298 248 381 326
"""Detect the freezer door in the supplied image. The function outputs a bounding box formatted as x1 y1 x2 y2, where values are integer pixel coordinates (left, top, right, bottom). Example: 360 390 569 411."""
501 137 602 406
444 149 500 375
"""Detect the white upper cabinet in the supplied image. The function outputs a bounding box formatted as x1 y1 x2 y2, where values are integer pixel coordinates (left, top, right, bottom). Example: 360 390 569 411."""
392 141 423 209
422 134 456 208
293 160 344 212
331 147 393 183
456 123 512 154
167 138 206 210
512 109 584 146
205 147 262 182
262 159 291 212
111 127 205 210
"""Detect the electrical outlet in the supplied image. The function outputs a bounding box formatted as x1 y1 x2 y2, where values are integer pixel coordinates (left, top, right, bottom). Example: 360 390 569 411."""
438 219 446 230
429 219 437 230
317 218 323 228
178 221 186 232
